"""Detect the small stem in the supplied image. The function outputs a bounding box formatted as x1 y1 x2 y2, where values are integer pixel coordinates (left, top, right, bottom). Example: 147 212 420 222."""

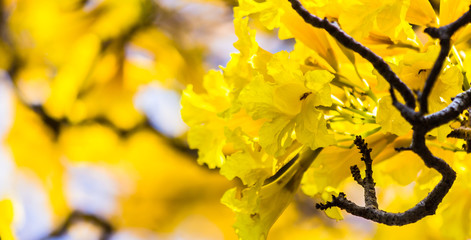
354 136 378 208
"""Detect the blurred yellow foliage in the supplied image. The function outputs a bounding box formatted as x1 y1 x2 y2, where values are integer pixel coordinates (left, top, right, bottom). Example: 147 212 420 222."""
3 0 471 239
0 0 234 239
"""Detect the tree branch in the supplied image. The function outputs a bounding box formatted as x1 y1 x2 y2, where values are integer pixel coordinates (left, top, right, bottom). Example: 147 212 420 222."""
420 7 471 114
289 0 469 226
316 136 456 226
288 0 416 109
353 136 378 208
424 90 471 130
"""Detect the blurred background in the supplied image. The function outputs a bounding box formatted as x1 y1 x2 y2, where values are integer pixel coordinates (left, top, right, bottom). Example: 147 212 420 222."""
0 0 301 239
0 0 456 240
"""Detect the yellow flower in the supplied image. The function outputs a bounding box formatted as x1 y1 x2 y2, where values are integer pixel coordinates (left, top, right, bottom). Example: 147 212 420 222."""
221 149 321 240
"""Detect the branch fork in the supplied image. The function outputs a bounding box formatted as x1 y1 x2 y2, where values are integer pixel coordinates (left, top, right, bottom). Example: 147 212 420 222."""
288 0 471 225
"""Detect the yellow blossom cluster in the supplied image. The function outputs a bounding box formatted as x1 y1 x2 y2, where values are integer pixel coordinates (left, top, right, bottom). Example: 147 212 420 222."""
181 0 471 239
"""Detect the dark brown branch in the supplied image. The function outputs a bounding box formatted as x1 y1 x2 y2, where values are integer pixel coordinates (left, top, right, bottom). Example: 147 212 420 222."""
41 211 114 240
420 7 471 114
446 109 471 153
418 38 450 114
288 0 416 109
290 0 467 226
389 87 423 125
316 136 456 226
350 165 363 186
424 90 471 130
447 127 471 139
315 183 452 226
353 136 378 208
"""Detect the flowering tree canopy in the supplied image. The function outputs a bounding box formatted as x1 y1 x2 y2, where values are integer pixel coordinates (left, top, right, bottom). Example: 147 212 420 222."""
182 0 471 239
3 0 471 239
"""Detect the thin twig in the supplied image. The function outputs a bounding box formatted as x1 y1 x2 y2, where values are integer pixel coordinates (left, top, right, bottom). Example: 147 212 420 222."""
353 136 378 208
